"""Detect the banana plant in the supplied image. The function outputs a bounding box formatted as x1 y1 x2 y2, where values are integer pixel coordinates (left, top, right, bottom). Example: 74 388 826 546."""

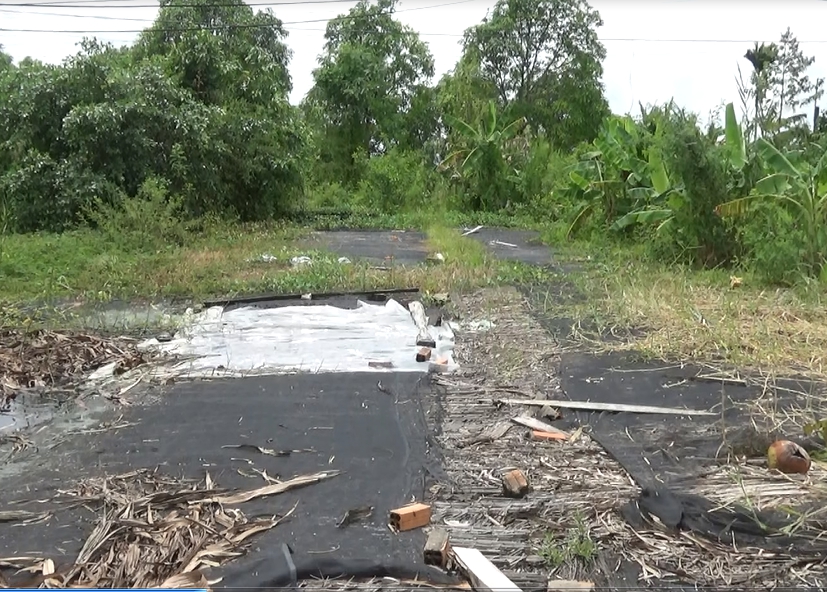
564 115 658 238
440 100 526 211
716 137 827 273
610 102 748 234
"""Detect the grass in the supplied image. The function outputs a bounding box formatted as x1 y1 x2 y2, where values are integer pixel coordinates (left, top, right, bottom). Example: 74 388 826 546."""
540 240 827 379
0 214 548 330
539 512 597 569
6 203 827 383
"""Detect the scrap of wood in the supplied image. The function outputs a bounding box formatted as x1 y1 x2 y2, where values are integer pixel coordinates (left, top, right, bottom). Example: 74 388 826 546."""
368 361 394 369
497 398 715 416
461 421 512 447
501 469 529 498
195 470 340 505
450 547 522 592
547 580 594 592
461 225 483 236
417 347 432 362
409 301 437 348
0 510 50 524
511 416 570 438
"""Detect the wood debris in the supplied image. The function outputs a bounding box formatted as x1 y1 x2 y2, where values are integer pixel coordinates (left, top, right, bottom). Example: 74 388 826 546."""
497 397 716 416
450 546 522 592
511 415 570 438
0 329 146 403
501 469 529 498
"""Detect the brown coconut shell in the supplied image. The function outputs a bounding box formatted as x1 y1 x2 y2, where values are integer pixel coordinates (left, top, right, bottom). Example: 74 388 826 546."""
767 440 811 474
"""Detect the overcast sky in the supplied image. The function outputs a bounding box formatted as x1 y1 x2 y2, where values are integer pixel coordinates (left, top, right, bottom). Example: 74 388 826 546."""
1 0 826 121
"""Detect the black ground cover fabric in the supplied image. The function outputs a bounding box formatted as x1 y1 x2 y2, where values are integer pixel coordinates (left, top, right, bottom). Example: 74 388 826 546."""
0 372 455 587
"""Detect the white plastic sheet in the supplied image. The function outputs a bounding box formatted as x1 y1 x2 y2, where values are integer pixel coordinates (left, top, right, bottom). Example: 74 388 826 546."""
138 299 457 379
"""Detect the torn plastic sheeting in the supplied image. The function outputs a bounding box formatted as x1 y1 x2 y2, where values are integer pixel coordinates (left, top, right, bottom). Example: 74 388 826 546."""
137 299 457 378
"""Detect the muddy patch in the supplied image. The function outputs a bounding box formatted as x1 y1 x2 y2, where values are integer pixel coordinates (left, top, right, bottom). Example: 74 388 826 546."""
461 227 555 266
304 230 429 265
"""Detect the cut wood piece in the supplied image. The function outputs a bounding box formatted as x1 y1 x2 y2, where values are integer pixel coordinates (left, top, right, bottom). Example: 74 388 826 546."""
409 301 437 348
423 527 452 567
461 225 483 236
501 469 529 498
547 580 594 592
498 398 715 417
450 547 522 592
416 347 432 362
511 416 570 437
463 421 512 447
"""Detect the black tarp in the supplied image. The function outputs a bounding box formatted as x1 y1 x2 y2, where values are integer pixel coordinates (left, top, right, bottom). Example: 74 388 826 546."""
0 372 456 588
557 351 827 556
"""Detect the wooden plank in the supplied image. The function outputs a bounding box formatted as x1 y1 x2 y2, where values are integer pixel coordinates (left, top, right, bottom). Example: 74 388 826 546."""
451 547 523 592
497 398 715 417
511 416 570 437
409 301 437 348
547 580 594 592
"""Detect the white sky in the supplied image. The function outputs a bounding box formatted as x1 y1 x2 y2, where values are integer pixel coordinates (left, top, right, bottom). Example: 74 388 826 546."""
1 0 826 120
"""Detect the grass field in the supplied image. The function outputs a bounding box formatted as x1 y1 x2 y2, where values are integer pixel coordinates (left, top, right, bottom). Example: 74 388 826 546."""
3 213 827 378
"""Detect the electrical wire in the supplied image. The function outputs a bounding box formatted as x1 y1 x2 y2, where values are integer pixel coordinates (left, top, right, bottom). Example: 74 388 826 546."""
3 0 357 6
0 0 482 32
2 0 827 43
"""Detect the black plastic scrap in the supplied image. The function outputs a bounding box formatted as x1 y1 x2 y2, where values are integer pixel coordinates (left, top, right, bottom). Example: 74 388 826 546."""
621 485 827 554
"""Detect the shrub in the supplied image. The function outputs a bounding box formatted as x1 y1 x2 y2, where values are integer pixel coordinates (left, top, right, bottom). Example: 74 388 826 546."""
84 176 188 252
354 148 436 212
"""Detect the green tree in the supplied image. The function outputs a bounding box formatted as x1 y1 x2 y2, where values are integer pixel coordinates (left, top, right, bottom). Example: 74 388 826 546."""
462 0 608 149
441 101 527 211
435 50 498 150
304 0 436 185
0 45 12 72
134 0 292 105
739 29 824 144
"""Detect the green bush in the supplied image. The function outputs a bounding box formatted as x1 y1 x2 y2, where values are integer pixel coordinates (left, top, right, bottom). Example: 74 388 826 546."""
84 176 188 252
354 148 436 212
306 181 353 210
739 203 810 286
652 113 736 266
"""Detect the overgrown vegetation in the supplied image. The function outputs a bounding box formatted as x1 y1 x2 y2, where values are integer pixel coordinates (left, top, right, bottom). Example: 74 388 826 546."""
1 0 827 373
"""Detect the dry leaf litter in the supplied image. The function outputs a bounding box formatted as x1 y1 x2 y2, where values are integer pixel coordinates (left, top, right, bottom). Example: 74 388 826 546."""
0 469 339 589
0 329 145 407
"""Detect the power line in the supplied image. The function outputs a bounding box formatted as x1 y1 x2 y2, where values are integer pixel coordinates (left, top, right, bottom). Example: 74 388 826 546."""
2 0 362 7
0 0 480 32
4 14 827 46
0 3 360 22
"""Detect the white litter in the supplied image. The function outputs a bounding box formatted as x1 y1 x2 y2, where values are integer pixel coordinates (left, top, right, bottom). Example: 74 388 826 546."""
290 255 312 267
137 298 457 379
461 319 496 333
